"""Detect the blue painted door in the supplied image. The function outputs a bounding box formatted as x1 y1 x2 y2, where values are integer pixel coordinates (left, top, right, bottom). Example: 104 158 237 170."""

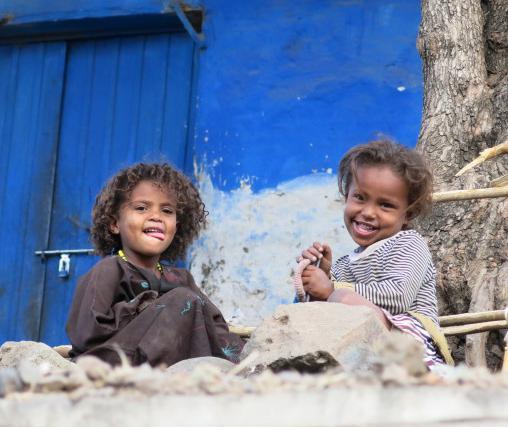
0 42 66 343
0 32 195 345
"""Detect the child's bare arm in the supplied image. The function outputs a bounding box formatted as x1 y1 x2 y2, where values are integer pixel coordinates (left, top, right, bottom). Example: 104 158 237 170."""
297 241 333 277
327 288 391 329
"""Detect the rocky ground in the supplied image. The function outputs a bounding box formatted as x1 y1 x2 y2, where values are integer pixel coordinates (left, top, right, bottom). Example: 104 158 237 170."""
1 303 507 426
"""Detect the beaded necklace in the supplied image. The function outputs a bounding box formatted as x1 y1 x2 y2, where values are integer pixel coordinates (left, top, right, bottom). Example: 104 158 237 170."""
117 249 164 274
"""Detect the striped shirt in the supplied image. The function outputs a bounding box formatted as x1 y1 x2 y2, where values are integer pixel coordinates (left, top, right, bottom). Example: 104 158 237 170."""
331 230 444 366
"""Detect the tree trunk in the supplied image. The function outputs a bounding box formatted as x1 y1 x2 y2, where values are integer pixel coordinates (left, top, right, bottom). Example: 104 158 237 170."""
417 0 508 369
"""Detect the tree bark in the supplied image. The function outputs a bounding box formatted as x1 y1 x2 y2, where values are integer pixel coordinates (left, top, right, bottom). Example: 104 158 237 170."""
417 0 508 369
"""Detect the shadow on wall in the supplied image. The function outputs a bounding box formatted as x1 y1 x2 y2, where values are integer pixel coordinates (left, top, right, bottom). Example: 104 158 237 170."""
189 166 356 325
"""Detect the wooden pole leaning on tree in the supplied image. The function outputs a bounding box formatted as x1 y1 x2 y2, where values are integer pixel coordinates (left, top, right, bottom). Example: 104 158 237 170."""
440 309 508 337
504 333 508 373
432 186 508 203
455 141 508 177
432 140 508 203
439 310 507 327
490 174 508 188
441 321 508 337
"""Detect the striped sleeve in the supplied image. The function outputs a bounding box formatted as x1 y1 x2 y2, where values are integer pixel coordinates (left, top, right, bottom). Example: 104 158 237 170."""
332 231 434 315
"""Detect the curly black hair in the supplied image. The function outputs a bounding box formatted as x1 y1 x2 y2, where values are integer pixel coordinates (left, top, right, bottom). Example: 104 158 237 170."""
91 163 207 262
338 139 433 221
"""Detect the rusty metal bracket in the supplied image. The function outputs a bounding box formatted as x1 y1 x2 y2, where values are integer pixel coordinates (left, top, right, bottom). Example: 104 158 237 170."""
170 1 206 49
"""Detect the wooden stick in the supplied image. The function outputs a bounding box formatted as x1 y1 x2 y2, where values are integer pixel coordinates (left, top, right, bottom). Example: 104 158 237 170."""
455 141 508 177
439 310 507 327
503 332 508 373
442 320 508 336
432 186 508 202
490 175 508 188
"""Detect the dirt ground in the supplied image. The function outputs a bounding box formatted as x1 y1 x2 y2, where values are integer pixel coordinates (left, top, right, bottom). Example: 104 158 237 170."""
2 347 508 426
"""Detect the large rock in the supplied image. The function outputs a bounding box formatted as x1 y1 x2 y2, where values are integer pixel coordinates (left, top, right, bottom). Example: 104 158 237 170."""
240 302 389 372
0 341 75 371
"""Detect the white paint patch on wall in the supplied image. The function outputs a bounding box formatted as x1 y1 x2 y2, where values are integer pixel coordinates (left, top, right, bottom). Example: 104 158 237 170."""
189 171 356 326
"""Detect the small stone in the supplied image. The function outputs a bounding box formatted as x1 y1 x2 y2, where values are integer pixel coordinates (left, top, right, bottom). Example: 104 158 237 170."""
372 331 428 377
166 357 234 376
380 364 416 386
76 356 112 381
0 341 76 371
52 345 72 359
37 368 90 392
0 367 24 397
268 351 339 373
421 372 445 385
18 359 90 392
17 359 46 386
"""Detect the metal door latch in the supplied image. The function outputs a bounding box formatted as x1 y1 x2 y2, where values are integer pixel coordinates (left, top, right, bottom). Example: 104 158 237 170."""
34 248 94 279
58 254 71 279
34 249 94 259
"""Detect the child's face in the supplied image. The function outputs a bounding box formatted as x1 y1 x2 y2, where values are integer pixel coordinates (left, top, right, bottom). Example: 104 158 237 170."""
344 165 409 247
110 180 177 268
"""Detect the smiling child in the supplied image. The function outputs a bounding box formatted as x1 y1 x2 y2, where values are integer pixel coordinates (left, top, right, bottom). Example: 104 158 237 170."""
66 163 244 367
296 139 453 368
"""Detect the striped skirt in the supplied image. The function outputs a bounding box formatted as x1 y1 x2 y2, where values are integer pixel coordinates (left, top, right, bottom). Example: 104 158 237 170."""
382 310 445 368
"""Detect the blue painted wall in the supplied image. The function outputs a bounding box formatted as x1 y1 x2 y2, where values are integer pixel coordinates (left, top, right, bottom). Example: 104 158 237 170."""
2 0 422 191
0 0 423 331
0 0 422 190
192 0 422 190
186 0 423 322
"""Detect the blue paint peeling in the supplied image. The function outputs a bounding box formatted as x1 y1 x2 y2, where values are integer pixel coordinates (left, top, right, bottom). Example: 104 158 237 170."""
191 172 357 324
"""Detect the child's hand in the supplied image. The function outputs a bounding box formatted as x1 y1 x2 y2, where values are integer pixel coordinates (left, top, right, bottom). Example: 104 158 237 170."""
302 265 333 300
297 242 332 277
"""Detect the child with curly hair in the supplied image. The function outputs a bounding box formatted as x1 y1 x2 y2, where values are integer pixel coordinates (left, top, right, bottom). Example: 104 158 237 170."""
66 163 244 367
296 139 453 367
